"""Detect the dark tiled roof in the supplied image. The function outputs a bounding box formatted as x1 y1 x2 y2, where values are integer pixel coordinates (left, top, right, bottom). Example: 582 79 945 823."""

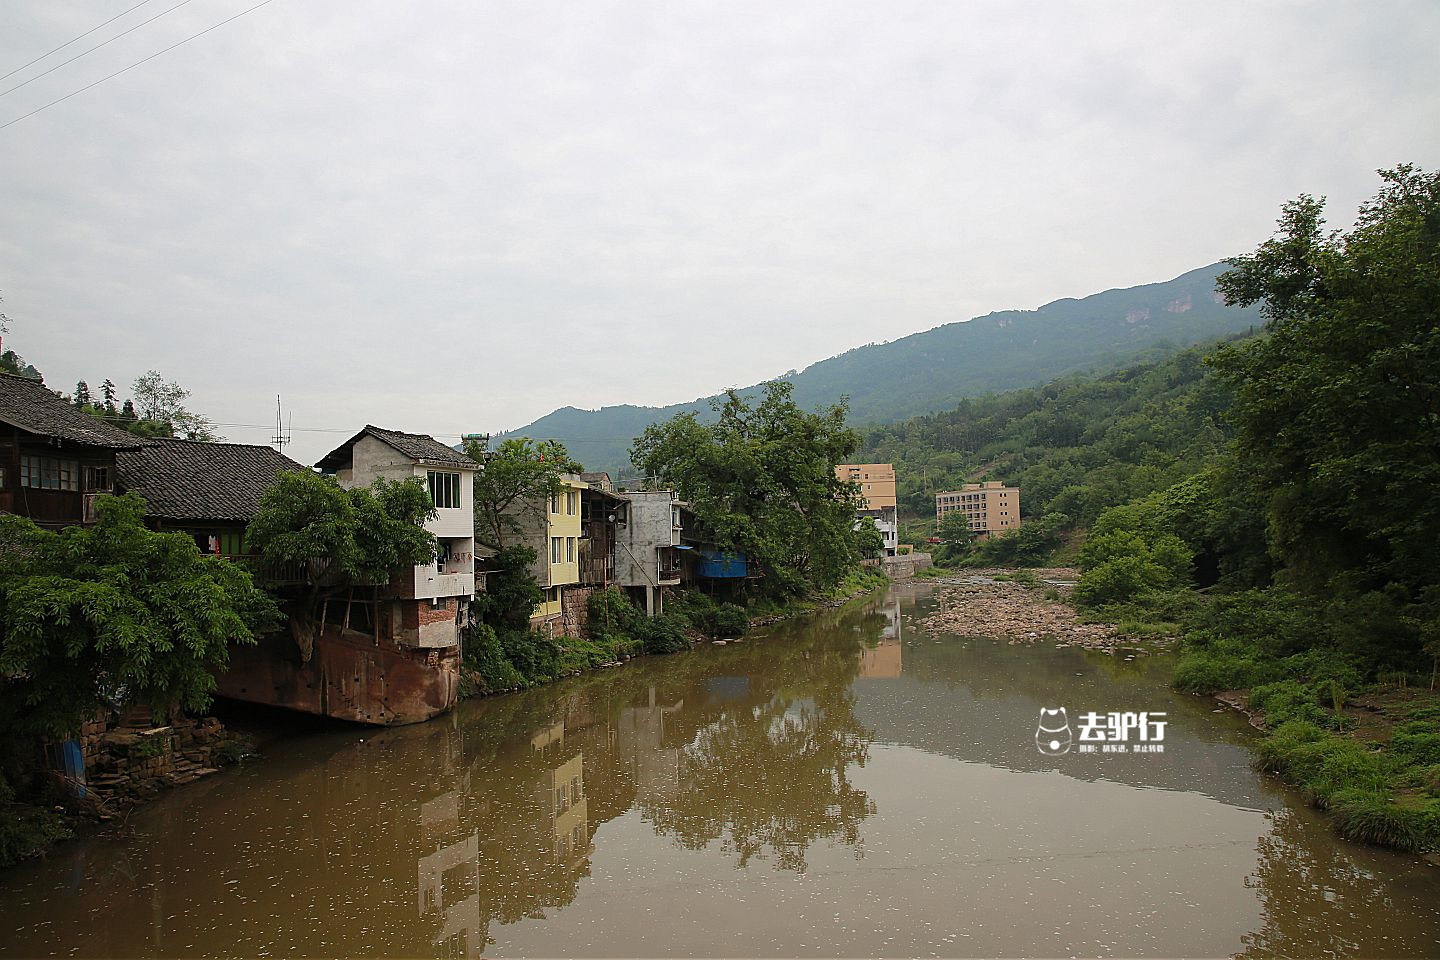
317 425 478 470
0 373 147 449
117 439 305 522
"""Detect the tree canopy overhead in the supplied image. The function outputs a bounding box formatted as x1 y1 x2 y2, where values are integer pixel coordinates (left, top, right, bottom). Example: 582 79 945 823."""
631 381 869 596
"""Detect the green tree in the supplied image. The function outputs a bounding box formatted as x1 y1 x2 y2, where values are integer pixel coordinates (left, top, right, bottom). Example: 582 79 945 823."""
935 512 976 564
130 370 218 440
99 378 117 414
0 493 280 739
631 381 867 597
1211 165 1440 601
246 472 436 658
72 380 92 408
462 437 580 550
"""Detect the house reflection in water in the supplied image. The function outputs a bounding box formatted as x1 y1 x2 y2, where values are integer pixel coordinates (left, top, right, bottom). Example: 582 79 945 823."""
858 600 904 678
620 686 685 802
534 720 591 868
417 774 484 957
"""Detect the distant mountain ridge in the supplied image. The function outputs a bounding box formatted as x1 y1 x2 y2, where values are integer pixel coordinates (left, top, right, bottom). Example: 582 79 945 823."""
496 263 1259 475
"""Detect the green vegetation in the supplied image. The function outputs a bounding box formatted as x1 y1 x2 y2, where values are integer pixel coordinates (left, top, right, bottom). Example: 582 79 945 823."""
859 340 1236 527
247 471 437 654
0 494 280 864
632 381 874 598
0 493 280 741
68 370 218 440
1059 166 1440 852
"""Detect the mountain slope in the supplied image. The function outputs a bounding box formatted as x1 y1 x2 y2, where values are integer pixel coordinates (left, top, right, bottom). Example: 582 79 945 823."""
498 263 1259 475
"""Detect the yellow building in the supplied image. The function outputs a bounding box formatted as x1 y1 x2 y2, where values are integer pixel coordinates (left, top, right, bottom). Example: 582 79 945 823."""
935 481 1020 539
836 463 896 509
837 463 899 555
530 474 587 622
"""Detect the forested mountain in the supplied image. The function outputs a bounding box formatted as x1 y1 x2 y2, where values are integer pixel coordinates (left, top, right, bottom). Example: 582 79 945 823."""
856 337 1243 523
498 263 1260 474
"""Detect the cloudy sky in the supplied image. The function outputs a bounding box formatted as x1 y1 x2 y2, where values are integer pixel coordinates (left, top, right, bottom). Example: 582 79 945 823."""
2 1 1437 464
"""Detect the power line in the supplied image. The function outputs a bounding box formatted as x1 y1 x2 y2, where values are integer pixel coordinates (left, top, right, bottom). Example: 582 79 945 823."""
0 0 278 131
0 0 196 100
1 1 156 82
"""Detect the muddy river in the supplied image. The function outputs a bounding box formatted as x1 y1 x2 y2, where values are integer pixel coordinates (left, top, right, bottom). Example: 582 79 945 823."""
3 582 1439 957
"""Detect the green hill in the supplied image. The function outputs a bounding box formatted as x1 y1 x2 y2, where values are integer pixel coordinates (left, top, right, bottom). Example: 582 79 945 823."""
495 262 1259 474
856 336 1244 524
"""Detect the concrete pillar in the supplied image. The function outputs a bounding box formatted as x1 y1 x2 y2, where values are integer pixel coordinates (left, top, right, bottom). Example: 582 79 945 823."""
645 586 655 617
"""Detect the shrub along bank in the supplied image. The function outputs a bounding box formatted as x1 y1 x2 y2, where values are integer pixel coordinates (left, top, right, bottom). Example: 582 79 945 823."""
459 569 890 699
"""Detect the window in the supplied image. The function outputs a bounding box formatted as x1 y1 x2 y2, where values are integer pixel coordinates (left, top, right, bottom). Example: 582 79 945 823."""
83 465 111 492
550 493 561 514
427 471 461 509
565 537 575 562
19 455 78 491
551 537 562 564
566 490 577 515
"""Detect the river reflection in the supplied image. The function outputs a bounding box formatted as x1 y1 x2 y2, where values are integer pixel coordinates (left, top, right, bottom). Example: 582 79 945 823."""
3 583 1440 958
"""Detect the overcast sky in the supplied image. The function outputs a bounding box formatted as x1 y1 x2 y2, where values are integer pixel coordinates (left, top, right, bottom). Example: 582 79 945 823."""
2 1 1437 464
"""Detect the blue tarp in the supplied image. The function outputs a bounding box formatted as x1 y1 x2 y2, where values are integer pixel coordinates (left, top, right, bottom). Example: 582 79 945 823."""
697 548 747 578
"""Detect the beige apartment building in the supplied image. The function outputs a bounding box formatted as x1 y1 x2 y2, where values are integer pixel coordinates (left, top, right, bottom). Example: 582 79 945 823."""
837 463 899 555
935 481 1020 540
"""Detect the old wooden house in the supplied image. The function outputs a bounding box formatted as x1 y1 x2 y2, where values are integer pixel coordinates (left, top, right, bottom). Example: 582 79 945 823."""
0 372 144 528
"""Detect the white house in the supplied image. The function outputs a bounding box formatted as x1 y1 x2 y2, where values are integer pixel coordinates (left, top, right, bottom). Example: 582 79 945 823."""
317 425 479 649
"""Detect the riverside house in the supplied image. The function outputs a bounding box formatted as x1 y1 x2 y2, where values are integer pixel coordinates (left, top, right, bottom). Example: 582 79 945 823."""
317 425 480 650
0 371 144 528
115 437 304 554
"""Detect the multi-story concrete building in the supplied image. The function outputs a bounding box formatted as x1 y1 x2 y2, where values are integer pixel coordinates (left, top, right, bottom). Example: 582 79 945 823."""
318 425 479 649
534 474 587 623
613 489 687 616
935 481 1021 540
837 462 899 555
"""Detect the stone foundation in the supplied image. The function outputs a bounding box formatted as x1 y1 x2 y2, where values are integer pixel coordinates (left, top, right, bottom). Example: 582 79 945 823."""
77 708 231 809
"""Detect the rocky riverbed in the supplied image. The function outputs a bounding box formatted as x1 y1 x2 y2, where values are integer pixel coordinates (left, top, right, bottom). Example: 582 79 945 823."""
919 568 1147 652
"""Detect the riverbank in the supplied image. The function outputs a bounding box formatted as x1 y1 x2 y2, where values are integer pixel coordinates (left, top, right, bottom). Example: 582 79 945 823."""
918 567 1169 653
461 568 890 698
1207 679 1440 855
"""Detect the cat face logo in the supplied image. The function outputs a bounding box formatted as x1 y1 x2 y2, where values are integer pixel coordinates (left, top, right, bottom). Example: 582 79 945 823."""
1036 707 1071 755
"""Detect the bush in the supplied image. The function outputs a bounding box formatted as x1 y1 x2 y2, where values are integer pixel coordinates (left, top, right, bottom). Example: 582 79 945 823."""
463 622 525 693
499 628 563 682
1329 792 1431 852
1391 722 1440 766
638 614 690 655
1172 640 1282 693
1250 681 1333 729
0 805 71 869
587 588 644 638
712 603 750 638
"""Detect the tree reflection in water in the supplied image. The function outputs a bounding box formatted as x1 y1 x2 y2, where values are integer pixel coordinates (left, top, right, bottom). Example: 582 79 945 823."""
641 606 880 872
1238 807 1423 959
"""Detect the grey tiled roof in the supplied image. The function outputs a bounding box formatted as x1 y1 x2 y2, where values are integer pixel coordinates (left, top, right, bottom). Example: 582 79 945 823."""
317 425 478 470
117 439 305 522
0 373 147 448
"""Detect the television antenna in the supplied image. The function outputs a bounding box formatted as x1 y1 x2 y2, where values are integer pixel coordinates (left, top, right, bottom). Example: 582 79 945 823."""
273 395 292 454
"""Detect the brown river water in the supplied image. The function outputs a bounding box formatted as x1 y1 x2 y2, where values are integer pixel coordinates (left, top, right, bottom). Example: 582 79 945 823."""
3 582 1440 958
